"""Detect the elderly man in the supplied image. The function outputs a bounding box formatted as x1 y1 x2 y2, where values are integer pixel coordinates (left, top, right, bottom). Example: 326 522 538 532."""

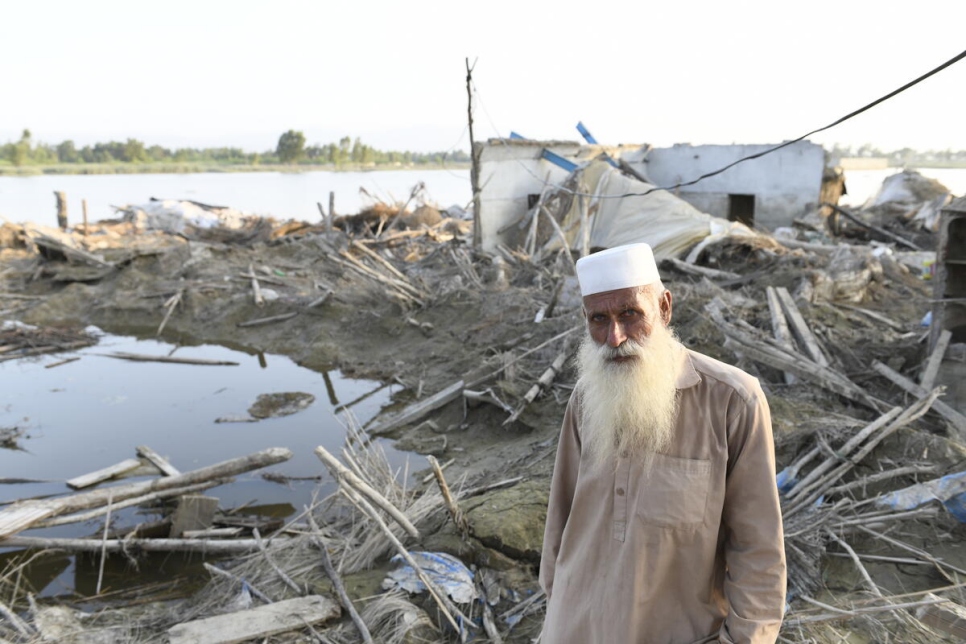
540 243 786 643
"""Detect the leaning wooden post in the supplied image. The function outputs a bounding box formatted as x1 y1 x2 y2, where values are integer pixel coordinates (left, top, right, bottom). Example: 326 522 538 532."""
54 191 68 230
82 199 89 238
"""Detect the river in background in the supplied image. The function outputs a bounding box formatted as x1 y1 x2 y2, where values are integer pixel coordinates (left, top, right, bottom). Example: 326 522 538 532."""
0 168 473 228
1 166 965 230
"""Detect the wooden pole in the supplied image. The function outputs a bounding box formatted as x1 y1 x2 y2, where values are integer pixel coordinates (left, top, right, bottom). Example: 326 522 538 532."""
54 191 68 230
82 199 89 237
328 191 336 231
466 57 481 248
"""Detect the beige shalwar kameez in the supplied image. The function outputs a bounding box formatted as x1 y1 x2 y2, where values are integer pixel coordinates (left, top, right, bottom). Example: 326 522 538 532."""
540 348 786 644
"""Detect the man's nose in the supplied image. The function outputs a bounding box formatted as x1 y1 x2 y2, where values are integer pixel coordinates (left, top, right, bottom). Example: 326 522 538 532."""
606 321 626 348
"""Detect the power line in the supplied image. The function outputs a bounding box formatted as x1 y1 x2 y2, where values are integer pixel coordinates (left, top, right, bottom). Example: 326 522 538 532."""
472 48 966 201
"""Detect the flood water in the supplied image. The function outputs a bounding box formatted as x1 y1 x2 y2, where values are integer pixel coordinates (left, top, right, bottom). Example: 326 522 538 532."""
0 327 408 598
0 169 472 228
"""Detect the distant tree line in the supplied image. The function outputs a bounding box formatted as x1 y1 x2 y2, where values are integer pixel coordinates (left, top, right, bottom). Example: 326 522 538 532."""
829 143 966 168
0 129 470 168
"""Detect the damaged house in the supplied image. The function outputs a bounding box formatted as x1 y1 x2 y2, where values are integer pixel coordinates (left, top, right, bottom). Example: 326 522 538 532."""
475 137 843 253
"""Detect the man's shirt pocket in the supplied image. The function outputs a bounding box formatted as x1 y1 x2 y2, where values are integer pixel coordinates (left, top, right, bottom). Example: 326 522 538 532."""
635 454 712 530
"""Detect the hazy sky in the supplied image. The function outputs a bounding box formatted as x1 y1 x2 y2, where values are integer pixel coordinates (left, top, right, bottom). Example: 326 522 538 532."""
4 0 966 154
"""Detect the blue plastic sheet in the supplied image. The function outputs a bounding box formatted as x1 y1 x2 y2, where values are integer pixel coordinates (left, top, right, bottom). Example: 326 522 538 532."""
875 471 966 523
383 551 478 604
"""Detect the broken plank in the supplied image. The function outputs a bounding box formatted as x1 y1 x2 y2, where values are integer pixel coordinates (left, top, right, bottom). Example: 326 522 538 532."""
765 286 797 385
774 287 830 367
364 380 464 436
167 595 340 644
137 445 181 476
921 328 953 391
833 302 905 332
871 360 966 439
66 458 142 490
916 593 966 640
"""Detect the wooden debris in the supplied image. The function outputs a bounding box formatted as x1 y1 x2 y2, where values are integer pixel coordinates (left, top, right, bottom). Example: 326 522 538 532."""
1 535 270 554
169 495 220 538
921 328 953 390
0 340 92 363
182 527 243 539
915 593 966 639
782 394 938 519
872 360 966 438
833 302 905 332
236 311 299 328
307 513 375 644
167 595 340 644
823 202 922 250
707 299 885 411
765 286 797 384
157 288 184 336
36 480 226 529
664 257 740 280
66 458 142 490
252 527 302 594
137 445 181 476
464 388 513 414
44 356 80 369
0 447 292 538
203 562 272 604
504 349 570 425
246 262 264 307
29 232 115 268
773 287 830 367
365 380 465 437
428 455 468 537
101 351 239 366
305 288 332 309
315 446 420 538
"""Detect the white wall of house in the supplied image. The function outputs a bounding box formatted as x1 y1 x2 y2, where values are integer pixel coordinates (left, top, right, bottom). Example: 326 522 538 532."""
632 141 826 230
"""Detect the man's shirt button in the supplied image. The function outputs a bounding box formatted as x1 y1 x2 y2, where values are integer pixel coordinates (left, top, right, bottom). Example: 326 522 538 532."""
616 488 625 496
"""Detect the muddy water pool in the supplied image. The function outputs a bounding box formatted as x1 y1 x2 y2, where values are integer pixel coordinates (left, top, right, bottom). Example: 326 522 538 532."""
0 328 407 597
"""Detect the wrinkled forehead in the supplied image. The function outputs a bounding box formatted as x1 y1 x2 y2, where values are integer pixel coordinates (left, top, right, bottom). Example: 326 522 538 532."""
582 286 655 314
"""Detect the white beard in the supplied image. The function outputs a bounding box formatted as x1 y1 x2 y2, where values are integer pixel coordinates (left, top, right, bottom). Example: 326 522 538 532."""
576 321 682 469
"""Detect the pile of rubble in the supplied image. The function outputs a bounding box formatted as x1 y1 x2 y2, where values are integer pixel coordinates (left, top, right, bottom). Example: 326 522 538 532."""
0 169 964 643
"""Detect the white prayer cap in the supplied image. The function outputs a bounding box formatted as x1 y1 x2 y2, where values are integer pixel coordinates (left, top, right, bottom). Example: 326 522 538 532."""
575 243 660 296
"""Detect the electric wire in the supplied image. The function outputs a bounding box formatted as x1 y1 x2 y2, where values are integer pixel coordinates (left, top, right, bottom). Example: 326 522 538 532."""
472 48 966 201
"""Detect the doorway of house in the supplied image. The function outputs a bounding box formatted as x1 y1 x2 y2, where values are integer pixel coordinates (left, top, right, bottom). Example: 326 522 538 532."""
728 194 755 227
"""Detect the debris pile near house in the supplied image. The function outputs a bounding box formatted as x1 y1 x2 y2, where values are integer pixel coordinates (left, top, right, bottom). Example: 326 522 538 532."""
1 172 965 642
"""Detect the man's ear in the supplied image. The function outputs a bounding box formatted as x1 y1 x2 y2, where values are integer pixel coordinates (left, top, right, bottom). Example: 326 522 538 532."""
660 289 672 325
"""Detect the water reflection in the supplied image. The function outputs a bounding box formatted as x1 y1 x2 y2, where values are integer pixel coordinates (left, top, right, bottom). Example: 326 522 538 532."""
0 328 406 596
